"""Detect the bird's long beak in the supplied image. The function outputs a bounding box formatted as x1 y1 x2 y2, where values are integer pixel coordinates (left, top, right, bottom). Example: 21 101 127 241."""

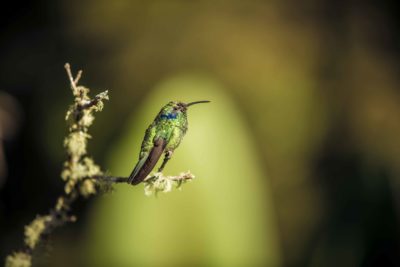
186 100 211 107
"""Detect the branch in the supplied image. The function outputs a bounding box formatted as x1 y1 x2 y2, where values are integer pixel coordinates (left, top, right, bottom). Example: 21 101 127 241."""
4 64 195 267
5 63 108 267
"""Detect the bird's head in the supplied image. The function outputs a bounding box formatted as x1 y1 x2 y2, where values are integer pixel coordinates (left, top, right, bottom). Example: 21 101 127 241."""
160 100 210 119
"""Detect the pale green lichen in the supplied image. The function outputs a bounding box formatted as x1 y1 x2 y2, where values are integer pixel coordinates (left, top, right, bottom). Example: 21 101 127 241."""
64 88 108 131
55 197 65 211
64 132 89 158
82 157 102 176
63 157 102 196
92 91 109 112
95 90 109 101
24 216 52 250
62 86 108 196
144 171 195 196
80 111 94 126
65 107 73 121
5 252 31 267
64 179 76 194
80 179 96 197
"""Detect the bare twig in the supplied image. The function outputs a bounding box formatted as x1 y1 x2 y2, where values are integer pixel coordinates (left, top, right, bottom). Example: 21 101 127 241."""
93 175 128 183
64 63 79 95
74 70 82 85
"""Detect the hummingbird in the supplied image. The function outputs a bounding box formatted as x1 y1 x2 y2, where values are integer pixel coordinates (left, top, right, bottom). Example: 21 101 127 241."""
127 100 210 185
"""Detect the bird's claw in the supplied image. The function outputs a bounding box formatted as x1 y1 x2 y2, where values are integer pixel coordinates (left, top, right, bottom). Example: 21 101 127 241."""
166 150 173 159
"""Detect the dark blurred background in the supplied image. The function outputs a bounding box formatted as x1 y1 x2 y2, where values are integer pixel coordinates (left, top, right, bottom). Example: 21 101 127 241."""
1 1 400 267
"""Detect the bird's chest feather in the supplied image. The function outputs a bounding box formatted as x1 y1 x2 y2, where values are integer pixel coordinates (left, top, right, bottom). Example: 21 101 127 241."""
157 115 186 139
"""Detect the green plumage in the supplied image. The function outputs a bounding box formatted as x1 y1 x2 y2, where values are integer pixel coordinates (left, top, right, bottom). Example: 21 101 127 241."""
128 100 209 185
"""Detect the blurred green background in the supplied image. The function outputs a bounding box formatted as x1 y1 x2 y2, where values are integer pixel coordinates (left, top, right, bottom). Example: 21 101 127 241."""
1 1 400 267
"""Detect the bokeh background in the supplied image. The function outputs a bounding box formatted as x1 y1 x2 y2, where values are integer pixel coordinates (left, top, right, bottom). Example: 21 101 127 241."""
1 1 400 266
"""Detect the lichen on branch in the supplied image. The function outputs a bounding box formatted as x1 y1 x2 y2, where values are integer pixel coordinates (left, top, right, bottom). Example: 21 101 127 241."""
5 252 31 267
144 171 195 196
62 64 108 196
5 63 109 267
4 63 196 267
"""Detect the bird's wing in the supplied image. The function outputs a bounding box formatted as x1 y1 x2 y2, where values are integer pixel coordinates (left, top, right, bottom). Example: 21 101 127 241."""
127 137 167 185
